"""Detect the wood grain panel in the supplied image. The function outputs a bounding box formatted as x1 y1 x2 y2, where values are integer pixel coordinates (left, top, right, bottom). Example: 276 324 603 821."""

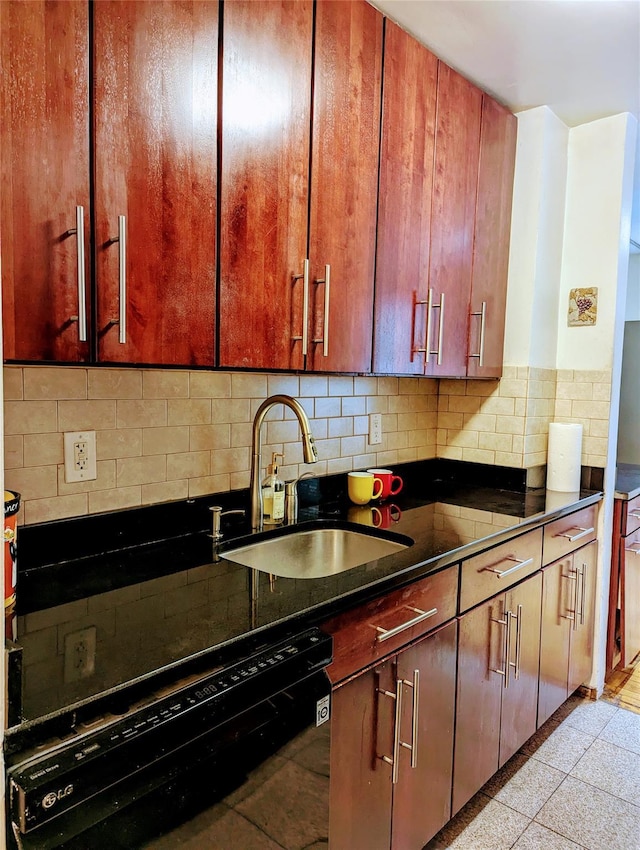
427 64 481 377
538 557 572 726
392 621 457 850
542 505 597 566
1 0 90 362
499 572 542 766
323 566 458 685
373 20 438 375
467 95 516 378
308 0 382 373
569 541 597 689
329 662 393 850
623 492 640 536
219 0 312 370
459 527 542 613
452 596 502 814
93 1 217 366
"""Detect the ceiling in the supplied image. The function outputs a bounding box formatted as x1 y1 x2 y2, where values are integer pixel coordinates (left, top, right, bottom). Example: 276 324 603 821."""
371 0 640 242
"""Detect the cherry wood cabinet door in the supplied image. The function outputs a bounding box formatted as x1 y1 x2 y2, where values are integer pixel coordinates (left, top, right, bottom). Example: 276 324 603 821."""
1 0 90 362
467 95 517 378
308 0 382 373
373 20 438 376
538 557 572 727
219 0 312 370
568 541 597 692
392 621 457 850
452 595 503 815
426 64 481 377
329 662 393 850
93 1 217 366
499 572 542 766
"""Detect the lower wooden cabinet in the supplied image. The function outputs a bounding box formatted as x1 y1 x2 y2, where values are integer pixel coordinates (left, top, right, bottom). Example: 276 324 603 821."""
538 541 597 726
452 571 542 814
329 620 457 850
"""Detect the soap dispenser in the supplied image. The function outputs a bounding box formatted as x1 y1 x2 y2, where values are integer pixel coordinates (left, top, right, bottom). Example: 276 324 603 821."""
262 452 285 524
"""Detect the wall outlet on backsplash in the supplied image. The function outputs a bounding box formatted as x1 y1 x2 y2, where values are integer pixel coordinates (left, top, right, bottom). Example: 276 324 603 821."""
64 431 97 483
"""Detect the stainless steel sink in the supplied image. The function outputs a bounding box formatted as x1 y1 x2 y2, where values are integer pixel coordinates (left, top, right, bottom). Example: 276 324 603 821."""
221 526 411 579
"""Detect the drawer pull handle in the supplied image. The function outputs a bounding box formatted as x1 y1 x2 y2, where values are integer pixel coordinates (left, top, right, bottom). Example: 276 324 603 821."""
629 510 640 519
626 543 640 555
557 526 594 543
482 556 534 579
374 606 438 643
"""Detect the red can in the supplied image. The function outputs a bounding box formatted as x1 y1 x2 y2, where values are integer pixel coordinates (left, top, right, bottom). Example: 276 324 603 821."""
4 490 20 611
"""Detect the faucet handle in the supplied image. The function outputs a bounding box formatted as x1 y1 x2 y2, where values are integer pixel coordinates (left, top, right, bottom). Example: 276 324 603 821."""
209 505 246 540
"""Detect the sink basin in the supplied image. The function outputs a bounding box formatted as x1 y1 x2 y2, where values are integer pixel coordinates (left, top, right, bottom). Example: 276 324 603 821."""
221 525 411 579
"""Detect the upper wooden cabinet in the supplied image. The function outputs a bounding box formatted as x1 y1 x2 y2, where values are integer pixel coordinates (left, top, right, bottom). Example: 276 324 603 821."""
424 65 482 377
373 20 438 376
374 36 516 379
1 0 91 362
467 96 517 378
219 0 313 371
1 0 217 367
219 0 382 373
93 1 218 366
307 0 382 373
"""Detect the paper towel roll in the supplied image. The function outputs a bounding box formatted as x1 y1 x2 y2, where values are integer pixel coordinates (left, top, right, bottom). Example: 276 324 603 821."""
547 423 583 492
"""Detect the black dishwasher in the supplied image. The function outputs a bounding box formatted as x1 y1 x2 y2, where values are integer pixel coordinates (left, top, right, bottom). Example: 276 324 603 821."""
7 627 332 850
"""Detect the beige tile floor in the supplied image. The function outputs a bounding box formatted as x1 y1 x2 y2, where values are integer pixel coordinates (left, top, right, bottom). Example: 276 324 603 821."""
425 695 640 850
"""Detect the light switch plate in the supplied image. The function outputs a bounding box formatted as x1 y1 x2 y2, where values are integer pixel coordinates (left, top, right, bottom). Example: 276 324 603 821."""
63 431 97 483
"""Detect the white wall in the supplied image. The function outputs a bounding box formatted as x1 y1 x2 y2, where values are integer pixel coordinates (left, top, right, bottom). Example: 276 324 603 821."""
557 114 637 372
504 107 568 369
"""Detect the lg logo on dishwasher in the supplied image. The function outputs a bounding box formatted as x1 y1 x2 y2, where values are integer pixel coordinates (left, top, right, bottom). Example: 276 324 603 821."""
42 785 74 809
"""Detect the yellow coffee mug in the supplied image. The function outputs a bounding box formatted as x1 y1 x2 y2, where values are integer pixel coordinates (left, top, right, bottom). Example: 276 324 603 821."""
347 471 383 505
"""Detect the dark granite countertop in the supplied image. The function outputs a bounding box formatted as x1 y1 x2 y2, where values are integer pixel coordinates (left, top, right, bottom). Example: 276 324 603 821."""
614 463 640 499
5 459 602 753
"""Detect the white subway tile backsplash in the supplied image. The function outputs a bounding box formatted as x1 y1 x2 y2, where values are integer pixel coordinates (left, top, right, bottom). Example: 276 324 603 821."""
4 364 610 523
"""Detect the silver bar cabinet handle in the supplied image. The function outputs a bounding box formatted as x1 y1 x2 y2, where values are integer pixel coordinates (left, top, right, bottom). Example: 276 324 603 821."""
625 543 640 554
629 510 640 519
579 563 586 626
374 606 438 643
68 205 88 342
411 291 428 360
572 564 580 631
557 526 594 543
425 289 434 364
118 215 127 344
482 556 534 579
491 610 511 688
75 205 87 342
291 259 309 355
313 264 330 357
469 301 486 366
513 604 522 679
376 677 403 785
398 669 420 769
435 291 445 365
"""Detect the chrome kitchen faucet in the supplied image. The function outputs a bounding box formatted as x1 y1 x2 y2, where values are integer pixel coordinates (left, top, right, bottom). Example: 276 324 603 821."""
250 395 318 530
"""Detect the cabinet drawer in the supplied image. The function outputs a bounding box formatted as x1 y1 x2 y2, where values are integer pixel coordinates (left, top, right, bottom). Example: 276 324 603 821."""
624 493 640 537
543 505 597 566
459 528 542 613
323 566 458 684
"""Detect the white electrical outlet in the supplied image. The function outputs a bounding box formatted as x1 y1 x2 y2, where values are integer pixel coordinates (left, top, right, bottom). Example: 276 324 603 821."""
368 413 382 445
64 431 97 483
